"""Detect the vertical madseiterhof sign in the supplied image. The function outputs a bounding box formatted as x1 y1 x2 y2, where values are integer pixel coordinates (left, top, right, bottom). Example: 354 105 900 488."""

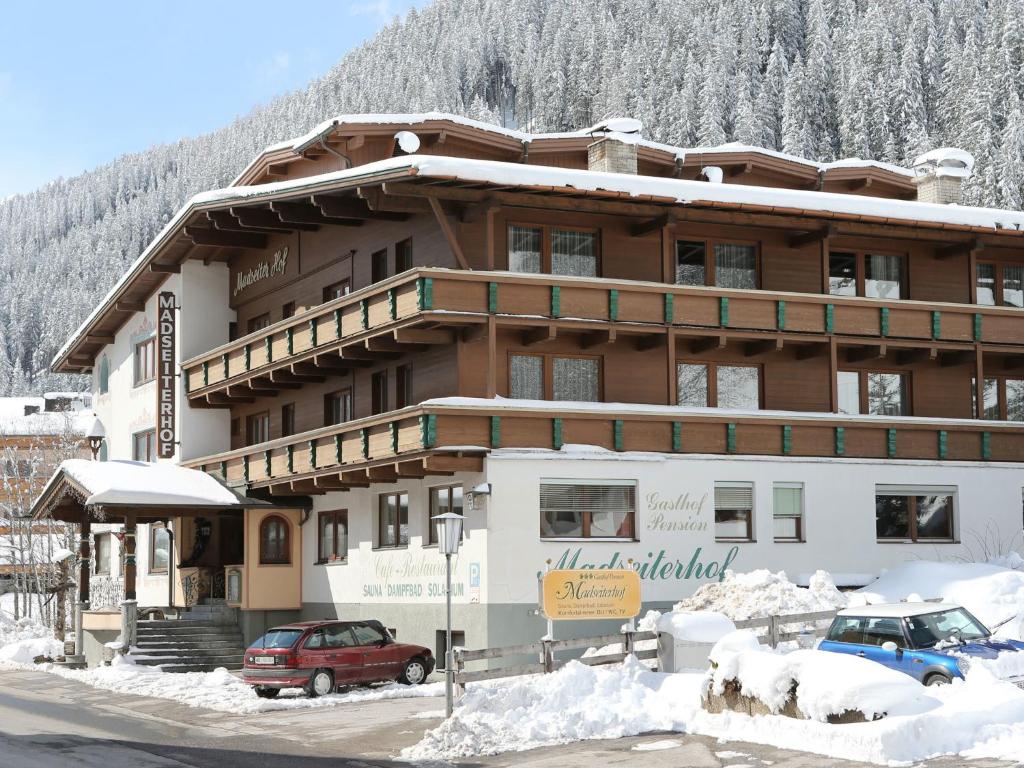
156 291 176 459
541 568 642 621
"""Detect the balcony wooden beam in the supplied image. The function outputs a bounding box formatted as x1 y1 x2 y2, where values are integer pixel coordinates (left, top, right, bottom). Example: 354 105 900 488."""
253 375 301 390
271 201 363 227
936 238 983 260
581 329 616 349
393 328 455 346
115 300 145 312
940 350 974 367
149 263 181 274
184 226 267 249
86 333 116 344
631 212 675 238
314 193 410 221
313 476 352 492
206 210 281 234
744 337 784 357
366 467 398 483
690 334 727 354
424 455 485 473
789 224 836 248
522 326 557 347
845 344 887 363
896 347 938 365
394 461 427 479
635 333 664 351
230 206 318 232
270 369 323 385
340 470 372 487
795 343 828 360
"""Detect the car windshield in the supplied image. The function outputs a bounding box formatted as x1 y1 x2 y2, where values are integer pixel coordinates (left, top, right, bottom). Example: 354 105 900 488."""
905 608 990 648
252 629 303 649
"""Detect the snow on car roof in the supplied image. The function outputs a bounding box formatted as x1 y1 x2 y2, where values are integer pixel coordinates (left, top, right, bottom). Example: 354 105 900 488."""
837 602 960 618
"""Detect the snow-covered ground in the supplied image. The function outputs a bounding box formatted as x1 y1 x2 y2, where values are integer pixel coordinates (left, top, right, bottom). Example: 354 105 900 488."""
0 597 63 665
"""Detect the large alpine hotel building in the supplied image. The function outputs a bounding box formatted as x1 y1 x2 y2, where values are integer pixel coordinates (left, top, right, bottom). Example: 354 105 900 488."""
32 113 1024 654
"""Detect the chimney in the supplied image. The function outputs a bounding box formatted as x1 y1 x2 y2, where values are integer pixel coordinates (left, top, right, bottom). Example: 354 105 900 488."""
912 148 975 205
586 118 642 175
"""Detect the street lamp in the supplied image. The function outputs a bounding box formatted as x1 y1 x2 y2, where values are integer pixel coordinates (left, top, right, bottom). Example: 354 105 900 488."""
86 417 106 461
432 510 464 718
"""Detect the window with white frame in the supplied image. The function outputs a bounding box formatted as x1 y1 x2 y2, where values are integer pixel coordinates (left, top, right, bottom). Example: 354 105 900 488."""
539 480 636 539
773 483 804 542
714 482 754 542
875 485 956 542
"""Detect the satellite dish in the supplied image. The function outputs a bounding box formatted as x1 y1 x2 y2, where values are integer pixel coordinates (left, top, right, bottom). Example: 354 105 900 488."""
394 131 421 154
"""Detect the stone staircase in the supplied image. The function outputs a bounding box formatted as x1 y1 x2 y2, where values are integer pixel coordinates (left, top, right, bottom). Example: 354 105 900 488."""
133 599 246 673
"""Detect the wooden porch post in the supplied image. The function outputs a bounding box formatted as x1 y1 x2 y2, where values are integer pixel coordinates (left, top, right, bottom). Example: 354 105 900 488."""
123 514 137 601
78 518 91 606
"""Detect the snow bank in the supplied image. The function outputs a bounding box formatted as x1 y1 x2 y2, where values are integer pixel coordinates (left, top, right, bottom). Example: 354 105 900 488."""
0 615 63 665
674 569 847 620
857 561 1024 633
656 611 735 642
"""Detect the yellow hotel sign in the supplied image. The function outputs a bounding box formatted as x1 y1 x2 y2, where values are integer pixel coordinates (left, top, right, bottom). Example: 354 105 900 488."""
541 568 642 621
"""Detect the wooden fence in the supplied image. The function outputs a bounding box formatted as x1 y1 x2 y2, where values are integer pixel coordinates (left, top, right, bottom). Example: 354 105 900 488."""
734 609 839 647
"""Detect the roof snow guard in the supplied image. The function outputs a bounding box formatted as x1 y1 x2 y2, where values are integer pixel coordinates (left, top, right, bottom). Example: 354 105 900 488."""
30 459 275 522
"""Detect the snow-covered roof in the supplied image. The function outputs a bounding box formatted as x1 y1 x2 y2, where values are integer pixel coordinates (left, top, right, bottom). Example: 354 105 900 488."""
0 397 92 437
41 459 245 508
837 602 958 618
913 147 976 178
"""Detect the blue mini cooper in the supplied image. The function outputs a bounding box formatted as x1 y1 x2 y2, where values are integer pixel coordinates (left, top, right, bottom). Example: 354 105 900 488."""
819 602 1024 686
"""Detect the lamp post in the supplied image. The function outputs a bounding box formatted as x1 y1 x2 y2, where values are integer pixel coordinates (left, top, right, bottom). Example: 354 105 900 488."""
432 510 464 718
86 416 105 460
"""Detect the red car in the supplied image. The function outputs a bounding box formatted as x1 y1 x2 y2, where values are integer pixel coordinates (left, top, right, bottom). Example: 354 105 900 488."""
242 619 434 698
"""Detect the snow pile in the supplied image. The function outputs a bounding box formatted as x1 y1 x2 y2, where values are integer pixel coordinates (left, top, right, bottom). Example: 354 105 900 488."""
708 639 925 722
48 459 242 507
674 569 847 620
857 561 1024 633
656 611 735 643
43 659 443 714
0 615 63 665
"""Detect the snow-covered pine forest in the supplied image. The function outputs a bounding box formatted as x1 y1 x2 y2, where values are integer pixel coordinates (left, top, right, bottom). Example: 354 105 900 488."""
1 0 1022 394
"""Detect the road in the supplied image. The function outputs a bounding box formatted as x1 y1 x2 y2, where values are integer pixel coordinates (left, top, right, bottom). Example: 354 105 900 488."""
0 667 1014 767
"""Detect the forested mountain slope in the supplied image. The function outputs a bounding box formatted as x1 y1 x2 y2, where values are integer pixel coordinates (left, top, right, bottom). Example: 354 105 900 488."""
1 0 1022 393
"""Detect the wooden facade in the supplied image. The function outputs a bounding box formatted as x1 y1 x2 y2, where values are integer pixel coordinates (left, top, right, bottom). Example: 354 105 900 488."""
53 116 1024 494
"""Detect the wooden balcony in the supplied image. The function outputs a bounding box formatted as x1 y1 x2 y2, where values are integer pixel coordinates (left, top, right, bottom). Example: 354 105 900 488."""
182 401 1024 495
181 268 1024 405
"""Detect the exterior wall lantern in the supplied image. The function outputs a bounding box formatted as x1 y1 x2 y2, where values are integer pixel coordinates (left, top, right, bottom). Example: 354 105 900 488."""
86 416 106 460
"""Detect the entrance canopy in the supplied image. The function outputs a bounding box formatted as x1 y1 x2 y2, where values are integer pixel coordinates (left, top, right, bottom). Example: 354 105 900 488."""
31 459 274 524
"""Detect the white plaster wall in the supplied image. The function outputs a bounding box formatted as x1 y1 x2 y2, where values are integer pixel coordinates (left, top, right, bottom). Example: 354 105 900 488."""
300 471 488 608
482 451 1024 606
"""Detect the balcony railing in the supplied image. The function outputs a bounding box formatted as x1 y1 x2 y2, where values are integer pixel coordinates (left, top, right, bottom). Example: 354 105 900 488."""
181 269 1024 404
183 400 1024 494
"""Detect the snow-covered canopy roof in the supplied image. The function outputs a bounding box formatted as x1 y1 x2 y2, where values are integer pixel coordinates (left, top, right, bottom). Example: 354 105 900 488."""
32 459 266 518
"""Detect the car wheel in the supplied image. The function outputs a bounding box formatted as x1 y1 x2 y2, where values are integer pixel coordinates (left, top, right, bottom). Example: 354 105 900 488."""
924 673 951 686
306 669 334 698
399 657 428 686
254 686 280 699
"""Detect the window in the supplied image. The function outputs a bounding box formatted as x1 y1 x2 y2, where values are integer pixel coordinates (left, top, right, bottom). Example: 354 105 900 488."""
510 353 601 401
94 533 111 575
323 280 350 303
259 515 290 564
98 357 109 395
837 371 909 416
715 482 754 542
371 370 388 415
281 403 295 438
132 429 156 462
972 377 1024 421
875 486 956 542
317 510 348 563
676 362 760 409
248 313 271 333
395 238 413 273
351 623 386 646
324 388 353 426
773 483 804 542
828 251 905 299
282 301 296 319
508 224 599 276
371 249 388 283
676 240 759 289
246 412 270 445
428 485 464 545
976 262 1024 308
539 480 636 539
150 524 170 573
306 624 356 649
396 364 413 409
133 337 156 385
378 492 409 548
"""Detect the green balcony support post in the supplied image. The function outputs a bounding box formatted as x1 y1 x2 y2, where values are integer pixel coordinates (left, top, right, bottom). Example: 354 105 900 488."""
359 299 368 330
334 309 342 339
552 418 563 450
265 336 272 364
222 353 229 379
931 311 941 340
880 307 890 337
550 285 561 318
488 282 498 313
242 456 249 484
777 300 786 331
219 460 227 480
286 327 294 356
286 445 294 474
334 434 342 464
664 293 674 325
203 361 209 386
782 425 792 455
719 297 730 327
309 440 317 469
490 416 501 448
244 344 251 371
886 428 897 458
982 431 992 460
938 430 948 460
388 289 397 321
825 304 835 333
360 429 369 459
390 422 399 454
309 318 318 347
974 313 983 342
613 419 624 451
609 289 619 321
726 423 737 453
671 422 682 453
420 414 437 449
264 451 272 478
417 277 434 311
835 426 845 456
